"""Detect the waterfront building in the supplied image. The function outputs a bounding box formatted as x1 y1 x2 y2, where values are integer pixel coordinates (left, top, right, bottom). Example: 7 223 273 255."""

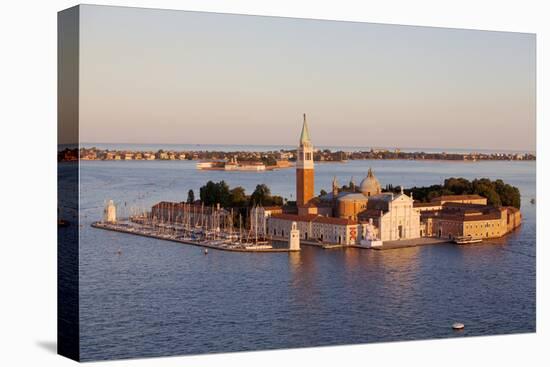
268 213 359 245
264 115 421 245
432 194 487 206
144 114 522 248
357 188 421 241
250 206 284 237
419 202 521 239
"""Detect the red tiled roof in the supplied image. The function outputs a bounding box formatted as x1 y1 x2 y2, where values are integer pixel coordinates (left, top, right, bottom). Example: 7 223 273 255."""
432 195 486 202
442 202 488 209
437 212 502 222
413 202 442 207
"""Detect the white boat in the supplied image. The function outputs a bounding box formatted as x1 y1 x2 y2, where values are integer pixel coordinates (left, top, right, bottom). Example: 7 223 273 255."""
454 235 482 245
452 322 465 330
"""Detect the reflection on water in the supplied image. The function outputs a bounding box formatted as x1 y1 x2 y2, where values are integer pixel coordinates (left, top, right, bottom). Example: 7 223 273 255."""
77 159 535 361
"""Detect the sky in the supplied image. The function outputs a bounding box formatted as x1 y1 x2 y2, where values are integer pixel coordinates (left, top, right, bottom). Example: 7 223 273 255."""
78 5 536 151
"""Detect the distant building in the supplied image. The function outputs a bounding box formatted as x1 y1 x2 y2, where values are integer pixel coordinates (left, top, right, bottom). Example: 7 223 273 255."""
420 202 521 239
269 213 359 245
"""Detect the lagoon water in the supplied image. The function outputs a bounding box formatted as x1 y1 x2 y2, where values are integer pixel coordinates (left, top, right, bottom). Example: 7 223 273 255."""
76 159 535 361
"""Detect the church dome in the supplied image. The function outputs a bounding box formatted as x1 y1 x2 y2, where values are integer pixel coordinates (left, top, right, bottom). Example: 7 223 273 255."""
360 168 381 197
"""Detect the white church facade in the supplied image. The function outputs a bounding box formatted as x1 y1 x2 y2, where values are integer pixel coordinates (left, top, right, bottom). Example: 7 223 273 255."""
261 114 421 246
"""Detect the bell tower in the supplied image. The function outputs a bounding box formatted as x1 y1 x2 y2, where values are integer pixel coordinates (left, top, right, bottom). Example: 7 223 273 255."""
296 113 315 208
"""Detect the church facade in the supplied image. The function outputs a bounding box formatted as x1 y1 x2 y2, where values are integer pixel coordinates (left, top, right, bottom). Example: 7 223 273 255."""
265 115 422 245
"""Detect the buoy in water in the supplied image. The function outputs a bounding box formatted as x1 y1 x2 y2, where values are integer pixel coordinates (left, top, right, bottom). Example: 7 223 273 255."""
204 249 208 255
116 248 122 255
452 322 465 330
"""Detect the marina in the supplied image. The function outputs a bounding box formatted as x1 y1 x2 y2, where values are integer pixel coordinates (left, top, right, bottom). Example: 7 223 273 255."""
91 220 295 252
92 217 456 252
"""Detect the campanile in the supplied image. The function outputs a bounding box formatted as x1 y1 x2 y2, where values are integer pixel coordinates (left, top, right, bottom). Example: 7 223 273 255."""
296 113 315 207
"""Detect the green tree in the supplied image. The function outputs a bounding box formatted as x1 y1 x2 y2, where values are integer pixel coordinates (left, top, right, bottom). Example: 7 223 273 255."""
250 184 272 206
444 177 472 194
229 186 247 207
402 178 520 208
261 156 277 166
199 180 231 207
271 195 284 206
319 189 328 196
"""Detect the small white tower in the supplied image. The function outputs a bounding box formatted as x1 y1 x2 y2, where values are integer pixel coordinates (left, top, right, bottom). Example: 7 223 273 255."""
289 221 300 251
104 200 117 223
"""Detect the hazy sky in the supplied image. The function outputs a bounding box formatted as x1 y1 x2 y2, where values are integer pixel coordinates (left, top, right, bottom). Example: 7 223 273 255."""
79 5 536 151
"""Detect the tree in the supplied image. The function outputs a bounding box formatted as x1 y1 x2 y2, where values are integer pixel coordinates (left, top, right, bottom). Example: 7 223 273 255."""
271 195 284 206
229 186 247 207
320 189 327 196
250 184 272 206
199 180 231 207
261 156 277 166
186 189 195 203
444 177 472 194
401 177 520 208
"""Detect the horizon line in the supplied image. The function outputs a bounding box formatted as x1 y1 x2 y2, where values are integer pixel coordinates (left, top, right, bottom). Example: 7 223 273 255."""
78 142 536 154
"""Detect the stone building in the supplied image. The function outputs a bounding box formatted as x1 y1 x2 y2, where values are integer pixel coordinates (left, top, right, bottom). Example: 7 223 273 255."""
434 194 487 206
419 202 521 239
261 115 421 245
268 213 359 245
357 188 421 241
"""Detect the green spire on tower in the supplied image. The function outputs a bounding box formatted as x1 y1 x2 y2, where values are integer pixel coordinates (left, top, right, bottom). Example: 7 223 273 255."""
300 113 311 143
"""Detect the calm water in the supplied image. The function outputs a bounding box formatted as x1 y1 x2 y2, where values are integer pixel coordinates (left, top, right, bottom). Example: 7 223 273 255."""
76 159 536 361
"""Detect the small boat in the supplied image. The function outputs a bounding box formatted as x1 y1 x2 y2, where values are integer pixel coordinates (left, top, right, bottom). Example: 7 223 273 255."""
454 235 482 245
452 322 465 330
204 249 208 255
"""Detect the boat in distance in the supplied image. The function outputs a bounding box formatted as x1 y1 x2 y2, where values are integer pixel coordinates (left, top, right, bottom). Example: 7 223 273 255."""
454 235 483 245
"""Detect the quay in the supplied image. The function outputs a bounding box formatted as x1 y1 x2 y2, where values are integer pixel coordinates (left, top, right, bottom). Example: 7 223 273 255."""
91 221 297 253
271 235 346 249
351 237 452 251
271 235 451 251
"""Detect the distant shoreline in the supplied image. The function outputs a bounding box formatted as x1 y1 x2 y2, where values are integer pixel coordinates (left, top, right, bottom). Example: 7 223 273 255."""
77 142 535 156
61 146 535 163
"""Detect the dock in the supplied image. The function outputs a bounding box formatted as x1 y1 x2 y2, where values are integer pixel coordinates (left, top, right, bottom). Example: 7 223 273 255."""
92 221 453 253
92 221 297 253
351 237 452 251
270 235 346 249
